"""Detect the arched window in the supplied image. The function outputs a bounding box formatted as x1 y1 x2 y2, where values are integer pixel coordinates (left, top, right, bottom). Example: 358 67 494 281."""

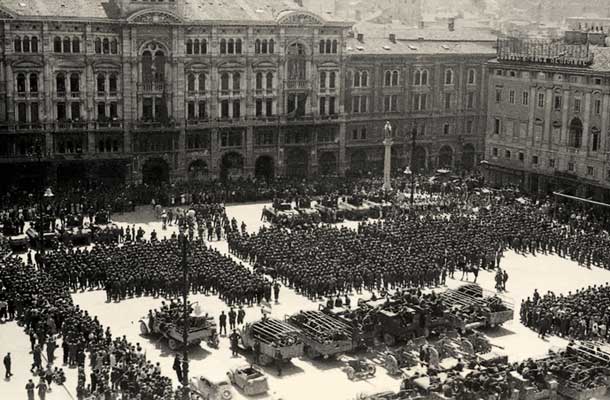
266 72 273 90
29 73 38 93
63 37 71 53
319 71 326 89
142 51 153 84
319 40 325 54
14 36 21 52
198 73 206 92
255 72 262 90
255 39 261 54
361 71 368 87
220 39 227 54
186 39 193 54
72 37 80 53
421 70 428 85
16 74 26 93
391 70 399 86
95 38 102 54
31 37 38 53
384 70 391 86
228 39 234 54
414 70 421 85
468 68 476 84
97 73 106 94
194 39 200 55
22 36 30 52
329 71 336 89
187 73 195 92
326 39 331 54
262 39 268 54
353 71 361 87
569 118 583 148
232 72 241 90
111 39 118 54
103 38 109 54
54 37 62 53
332 40 338 53
70 73 80 94
201 39 207 54
269 39 274 54
109 74 117 93
445 69 453 85
56 73 66 94
235 39 242 54
220 72 229 91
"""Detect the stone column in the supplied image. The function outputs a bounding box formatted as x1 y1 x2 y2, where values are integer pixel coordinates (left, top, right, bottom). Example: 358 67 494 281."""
383 137 393 191
582 91 591 155
601 93 610 152
544 87 552 147
245 125 254 177
560 89 570 146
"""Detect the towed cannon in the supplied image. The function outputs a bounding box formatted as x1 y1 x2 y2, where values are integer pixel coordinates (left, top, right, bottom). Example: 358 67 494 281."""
440 284 514 329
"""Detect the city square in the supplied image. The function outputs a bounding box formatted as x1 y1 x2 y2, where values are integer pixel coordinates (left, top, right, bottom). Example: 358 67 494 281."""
2 0 610 399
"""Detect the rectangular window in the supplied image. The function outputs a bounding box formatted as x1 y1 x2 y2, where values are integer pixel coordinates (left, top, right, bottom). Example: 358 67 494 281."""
595 99 602 115
414 93 426 111
265 99 273 116
587 166 594 176
574 98 581 112
495 88 502 103
518 152 524 162
30 102 39 123
97 102 106 119
520 122 528 138
220 100 229 118
568 162 575 172
329 97 336 114
444 93 452 109
532 155 538 165
443 123 450 135
384 96 390 112
17 102 27 123
198 101 206 120
549 159 555 168
71 102 81 120
505 120 514 137
509 90 515 104
110 102 118 119
57 102 66 121
352 129 358 140
537 93 545 108
360 128 367 140
187 101 195 120
554 95 561 111
319 97 326 115
352 96 360 113
256 99 263 117
467 92 475 109
361 96 367 113
522 91 529 105
232 100 240 118
466 120 473 134
505 150 511 159
492 147 498 157
494 118 501 135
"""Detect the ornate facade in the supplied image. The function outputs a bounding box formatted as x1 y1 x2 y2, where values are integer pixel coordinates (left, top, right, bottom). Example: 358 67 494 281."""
0 0 493 187
484 33 610 201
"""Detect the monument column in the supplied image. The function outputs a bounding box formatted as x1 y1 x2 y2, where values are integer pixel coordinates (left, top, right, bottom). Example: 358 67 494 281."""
383 121 393 191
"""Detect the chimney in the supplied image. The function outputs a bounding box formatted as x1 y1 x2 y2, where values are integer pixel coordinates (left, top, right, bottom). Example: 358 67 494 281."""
357 33 364 42
389 33 396 43
418 20 425 29
448 18 455 32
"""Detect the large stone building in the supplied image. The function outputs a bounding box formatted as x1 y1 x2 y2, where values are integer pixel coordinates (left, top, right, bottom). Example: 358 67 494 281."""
484 29 610 200
0 0 493 188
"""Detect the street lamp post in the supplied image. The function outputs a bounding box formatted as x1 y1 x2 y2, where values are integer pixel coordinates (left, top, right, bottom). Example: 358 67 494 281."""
180 232 190 400
34 137 53 268
410 127 417 205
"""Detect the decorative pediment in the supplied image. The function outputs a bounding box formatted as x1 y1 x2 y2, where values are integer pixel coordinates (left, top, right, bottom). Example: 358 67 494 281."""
12 60 43 69
217 61 244 69
185 62 210 70
277 10 324 26
252 61 276 69
128 9 183 25
0 6 16 20
318 61 339 68
93 61 121 70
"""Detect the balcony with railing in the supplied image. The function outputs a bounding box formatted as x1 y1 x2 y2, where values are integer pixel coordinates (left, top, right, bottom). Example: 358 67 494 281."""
285 80 310 90
137 81 171 94
132 118 180 131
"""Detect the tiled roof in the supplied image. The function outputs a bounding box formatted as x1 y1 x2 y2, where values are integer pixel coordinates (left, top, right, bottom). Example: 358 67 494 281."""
589 46 610 72
2 0 114 19
353 21 498 42
345 37 496 56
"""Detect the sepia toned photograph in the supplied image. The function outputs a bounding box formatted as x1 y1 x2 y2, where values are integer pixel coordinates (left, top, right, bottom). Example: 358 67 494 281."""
1 0 610 399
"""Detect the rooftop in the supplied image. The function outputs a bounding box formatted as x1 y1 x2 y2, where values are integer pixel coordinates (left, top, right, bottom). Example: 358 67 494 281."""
345 36 496 56
0 0 349 23
353 20 497 42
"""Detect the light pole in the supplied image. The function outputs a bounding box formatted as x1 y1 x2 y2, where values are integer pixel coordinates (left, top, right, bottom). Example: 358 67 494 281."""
409 126 417 205
34 136 53 268
180 231 190 400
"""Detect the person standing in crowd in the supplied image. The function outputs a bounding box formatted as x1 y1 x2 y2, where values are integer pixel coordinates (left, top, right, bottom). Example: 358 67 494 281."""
219 311 227 336
228 308 236 331
3 352 11 379
229 330 240 357
26 379 35 400
36 377 48 400
173 354 183 383
237 306 245 326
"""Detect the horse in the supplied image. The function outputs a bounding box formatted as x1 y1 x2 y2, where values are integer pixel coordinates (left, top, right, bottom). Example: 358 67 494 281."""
460 266 479 282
